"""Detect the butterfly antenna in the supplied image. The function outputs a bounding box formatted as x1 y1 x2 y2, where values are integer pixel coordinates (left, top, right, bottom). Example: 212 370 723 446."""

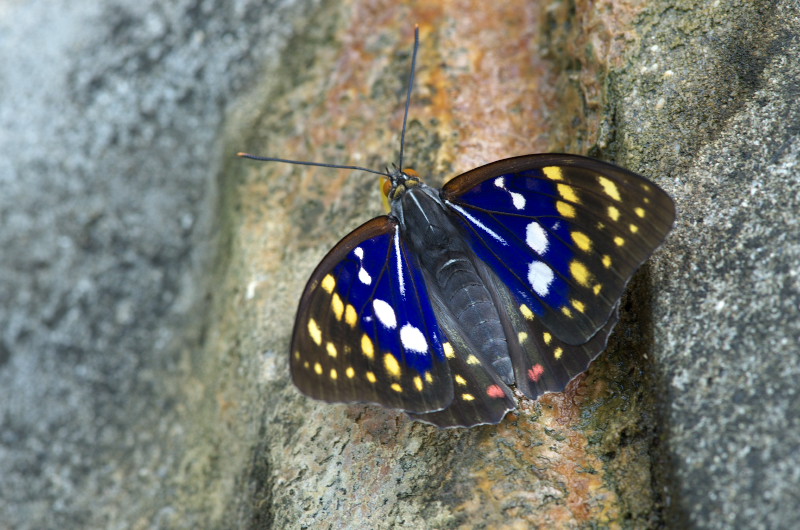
237 153 391 178
397 26 419 173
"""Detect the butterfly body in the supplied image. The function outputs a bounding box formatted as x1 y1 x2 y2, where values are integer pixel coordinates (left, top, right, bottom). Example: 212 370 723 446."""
392 176 515 384
288 155 675 427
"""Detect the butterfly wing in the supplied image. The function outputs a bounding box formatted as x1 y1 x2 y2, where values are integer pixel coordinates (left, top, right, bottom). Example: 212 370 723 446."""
290 216 454 414
441 154 675 398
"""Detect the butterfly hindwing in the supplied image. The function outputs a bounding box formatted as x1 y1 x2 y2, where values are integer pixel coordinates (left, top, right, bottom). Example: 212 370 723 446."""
442 154 675 346
290 216 454 414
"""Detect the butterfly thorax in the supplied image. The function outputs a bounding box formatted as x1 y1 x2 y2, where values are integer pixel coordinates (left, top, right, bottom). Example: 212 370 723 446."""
391 181 515 384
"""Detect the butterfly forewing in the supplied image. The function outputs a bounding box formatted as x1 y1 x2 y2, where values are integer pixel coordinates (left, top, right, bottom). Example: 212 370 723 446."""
290 216 454 413
442 154 675 346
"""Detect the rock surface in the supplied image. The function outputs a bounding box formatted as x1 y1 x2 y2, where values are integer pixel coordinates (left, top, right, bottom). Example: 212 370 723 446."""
1 0 797 528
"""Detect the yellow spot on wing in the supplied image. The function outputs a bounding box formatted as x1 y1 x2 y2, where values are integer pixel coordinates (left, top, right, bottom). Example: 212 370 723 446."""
294 351 301 360
361 334 375 359
384 353 402 378
454 374 467 386
520 304 534 320
570 260 591 287
344 304 357 327
629 223 639 233
366 371 377 383
608 205 620 221
562 306 574 318
518 332 528 343
614 236 625 246
593 284 603 295
466 355 480 365
571 299 586 313
554 347 564 359
326 342 338 358
543 332 552 345
543 166 563 180
391 383 402 392
571 231 592 251
634 207 646 218
557 201 575 218
414 376 423 391
321 274 335 294
425 372 433 383
330 368 338 380
558 183 579 203
308 318 322 346
331 293 344 320
314 362 322 375
346 367 355 378
462 393 476 401
598 176 621 201
443 342 455 359
602 255 612 268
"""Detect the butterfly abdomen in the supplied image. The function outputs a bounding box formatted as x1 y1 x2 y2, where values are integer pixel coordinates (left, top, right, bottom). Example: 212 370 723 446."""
397 185 514 384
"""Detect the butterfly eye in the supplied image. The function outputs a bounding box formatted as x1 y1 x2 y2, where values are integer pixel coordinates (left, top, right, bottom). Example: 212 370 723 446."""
381 177 393 198
380 177 393 212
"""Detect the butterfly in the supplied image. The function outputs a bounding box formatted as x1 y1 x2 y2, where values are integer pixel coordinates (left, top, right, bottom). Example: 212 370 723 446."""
240 29 675 428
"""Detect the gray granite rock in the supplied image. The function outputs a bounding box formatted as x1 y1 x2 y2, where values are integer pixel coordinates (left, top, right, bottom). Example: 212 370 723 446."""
614 2 800 528
0 0 320 527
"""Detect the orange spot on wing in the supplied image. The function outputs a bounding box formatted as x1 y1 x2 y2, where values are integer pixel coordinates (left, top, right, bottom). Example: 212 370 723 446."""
487 385 506 399
528 364 545 382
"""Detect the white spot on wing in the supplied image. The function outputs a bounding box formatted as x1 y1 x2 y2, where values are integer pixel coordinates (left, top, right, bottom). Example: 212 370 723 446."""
446 201 507 245
525 222 549 254
354 246 371 285
400 324 427 353
373 299 397 329
510 192 526 210
528 261 554 297
492 177 525 209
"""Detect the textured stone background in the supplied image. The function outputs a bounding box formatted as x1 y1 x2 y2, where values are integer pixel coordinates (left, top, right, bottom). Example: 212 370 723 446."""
1 0 798 528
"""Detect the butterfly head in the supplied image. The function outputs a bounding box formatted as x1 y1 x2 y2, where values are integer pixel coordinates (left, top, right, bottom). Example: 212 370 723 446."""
382 167 421 202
